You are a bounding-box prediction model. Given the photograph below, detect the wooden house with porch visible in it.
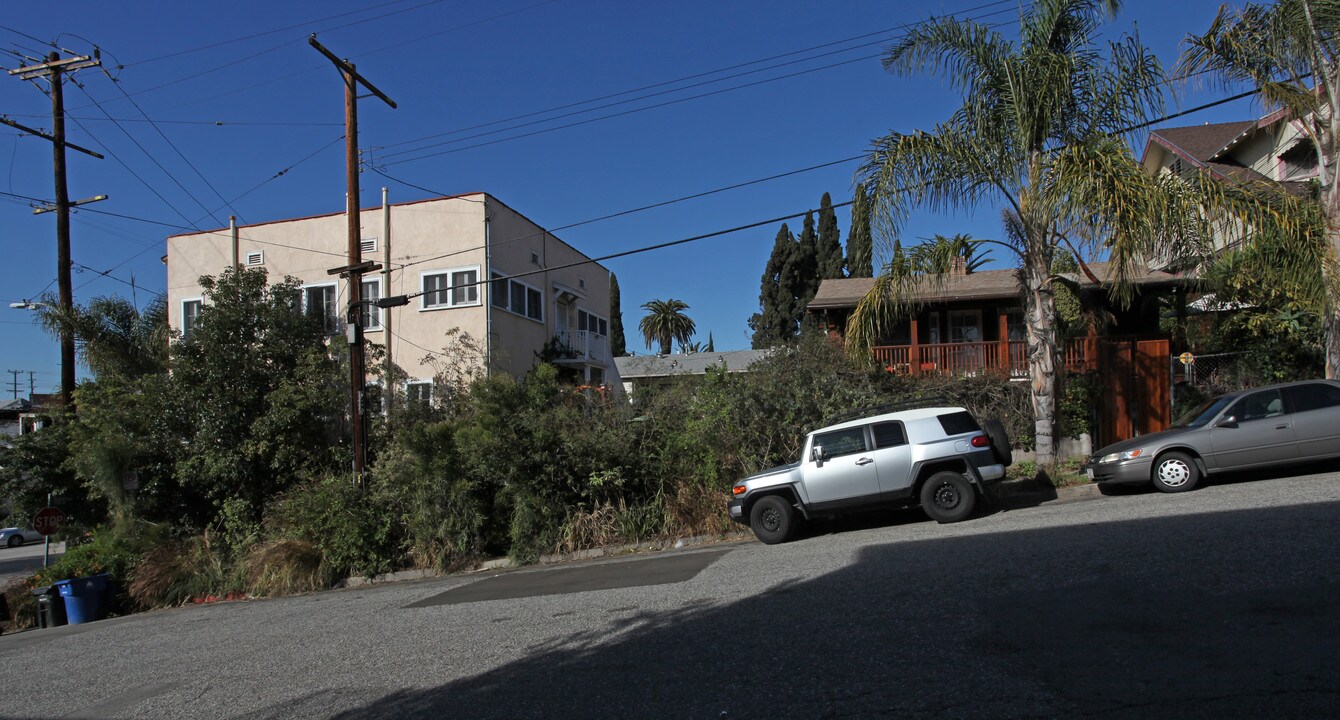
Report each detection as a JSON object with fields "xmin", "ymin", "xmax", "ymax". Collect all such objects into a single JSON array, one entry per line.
[{"xmin": 808, "ymin": 261, "xmax": 1188, "ymax": 446}]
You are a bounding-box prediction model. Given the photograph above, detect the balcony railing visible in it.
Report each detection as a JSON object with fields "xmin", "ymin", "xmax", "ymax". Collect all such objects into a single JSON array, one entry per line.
[
  {"xmin": 870, "ymin": 338, "xmax": 1096, "ymax": 377},
  {"xmin": 554, "ymin": 330, "xmax": 612, "ymax": 366}
]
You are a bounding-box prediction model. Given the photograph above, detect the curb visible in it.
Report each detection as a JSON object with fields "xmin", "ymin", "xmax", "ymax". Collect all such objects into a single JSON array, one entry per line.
[{"xmin": 339, "ymin": 532, "xmax": 750, "ymax": 588}]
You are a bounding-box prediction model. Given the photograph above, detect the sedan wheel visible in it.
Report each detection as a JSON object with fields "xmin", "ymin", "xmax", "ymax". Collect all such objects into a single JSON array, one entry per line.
[
  {"xmin": 6, "ymin": 535, "xmax": 22, "ymax": 548},
  {"xmin": 1152, "ymin": 452, "xmax": 1199, "ymax": 493}
]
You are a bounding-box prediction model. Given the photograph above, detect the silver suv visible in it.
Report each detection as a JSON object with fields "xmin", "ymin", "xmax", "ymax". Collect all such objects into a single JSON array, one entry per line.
[{"xmin": 728, "ymin": 403, "xmax": 1011, "ymax": 544}]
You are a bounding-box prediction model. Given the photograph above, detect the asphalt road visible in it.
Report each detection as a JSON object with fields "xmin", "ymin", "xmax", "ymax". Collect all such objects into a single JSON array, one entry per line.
[
  {"xmin": 0, "ymin": 540, "xmax": 63, "ymax": 587},
  {"xmin": 1, "ymin": 468, "xmax": 1338, "ymax": 719}
]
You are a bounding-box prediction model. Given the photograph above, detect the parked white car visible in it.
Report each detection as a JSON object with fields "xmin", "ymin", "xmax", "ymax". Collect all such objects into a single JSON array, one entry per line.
[{"xmin": 1, "ymin": 527, "xmax": 43, "ymax": 548}]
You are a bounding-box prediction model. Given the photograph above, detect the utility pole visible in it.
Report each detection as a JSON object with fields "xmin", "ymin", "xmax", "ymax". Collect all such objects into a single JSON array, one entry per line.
[
  {"xmin": 310, "ymin": 36, "xmax": 396, "ymax": 486},
  {"xmin": 27, "ymin": 371, "xmax": 36, "ymax": 399},
  {"xmin": 8, "ymin": 50, "xmax": 104, "ymax": 411},
  {"xmin": 5, "ymin": 370, "xmax": 19, "ymax": 399}
]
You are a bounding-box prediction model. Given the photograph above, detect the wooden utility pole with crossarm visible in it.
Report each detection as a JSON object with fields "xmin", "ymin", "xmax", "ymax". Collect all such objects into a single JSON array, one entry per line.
[
  {"xmin": 309, "ymin": 35, "xmax": 397, "ymax": 485},
  {"xmin": 7, "ymin": 51, "xmax": 105, "ymax": 411}
]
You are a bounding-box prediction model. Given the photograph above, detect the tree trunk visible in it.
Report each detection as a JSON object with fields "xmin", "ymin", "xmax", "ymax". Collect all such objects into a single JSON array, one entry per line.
[
  {"xmin": 1326, "ymin": 190, "xmax": 1340, "ymax": 379},
  {"xmin": 1023, "ymin": 246, "xmax": 1060, "ymax": 465}
]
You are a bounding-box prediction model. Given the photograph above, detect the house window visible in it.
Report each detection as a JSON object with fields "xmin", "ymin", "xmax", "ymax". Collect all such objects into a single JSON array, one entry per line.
[
  {"xmin": 182, "ymin": 299, "xmax": 202, "ymax": 341},
  {"xmin": 948, "ymin": 310, "xmax": 982, "ymax": 343},
  {"xmin": 926, "ymin": 312, "xmax": 942, "ymax": 344},
  {"xmin": 422, "ymin": 266, "xmax": 480, "ymax": 309},
  {"xmin": 303, "ymin": 284, "xmax": 339, "ymax": 334},
  {"xmin": 361, "ymin": 278, "xmax": 381, "ymax": 330},
  {"xmin": 577, "ymin": 309, "xmax": 608, "ymax": 336},
  {"xmin": 491, "ymin": 270, "xmax": 544, "ymax": 322},
  {"xmin": 406, "ymin": 381, "xmax": 433, "ymax": 406},
  {"xmin": 1003, "ymin": 308, "xmax": 1026, "ymax": 341}
]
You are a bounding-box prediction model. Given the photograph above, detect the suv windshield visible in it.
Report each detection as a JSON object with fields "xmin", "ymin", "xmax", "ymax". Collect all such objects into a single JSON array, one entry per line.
[{"xmin": 1171, "ymin": 395, "xmax": 1234, "ymax": 429}]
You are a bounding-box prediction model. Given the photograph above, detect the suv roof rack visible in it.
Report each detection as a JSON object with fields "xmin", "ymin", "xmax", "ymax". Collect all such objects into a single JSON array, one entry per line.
[{"xmin": 817, "ymin": 396, "xmax": 954, "ymax": 429}]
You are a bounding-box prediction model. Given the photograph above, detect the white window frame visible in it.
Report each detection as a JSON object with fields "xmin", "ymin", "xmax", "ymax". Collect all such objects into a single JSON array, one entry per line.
[
  {"xmin": 181, "ymin": 298, "xmax": 203, "ymax": 340},
  {"xmin": 361, "ymin": 277, "xmax": 382, "ymax": 332},
  {"xmin": 302, "ymin": 282, "xmax": 340, "ymax": 335},
  {"xmin": 406, "ymin": 379, "xmax": 433, "ymax": 405},
  {"xmin": 420, "ymin": 265, "xmax": 481, "ymax": 310},
  {"xmin": 489, "ymin": 269, "xmax": 544, "ymax": 324},
  {"xmin": 948, "ymin": 309, "xmax": 983, "ymax": 343}
]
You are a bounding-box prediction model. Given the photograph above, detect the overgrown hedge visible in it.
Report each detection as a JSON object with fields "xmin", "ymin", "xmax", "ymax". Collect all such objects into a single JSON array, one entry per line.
[{"xmin": 3, "ymin": 333, "xmax": 1095, "ymax": 624}]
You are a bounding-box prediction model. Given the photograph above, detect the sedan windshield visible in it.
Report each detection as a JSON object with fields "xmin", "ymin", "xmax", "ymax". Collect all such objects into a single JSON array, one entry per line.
[{"xmin": 1172, "ymin": 395, "xmax": 1234, "ymax": 429}]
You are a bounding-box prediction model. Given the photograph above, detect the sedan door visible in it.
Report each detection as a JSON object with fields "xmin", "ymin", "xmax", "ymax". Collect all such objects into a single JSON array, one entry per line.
[
  {"xmin": 1283, "ymin": 382, "xmax": 1340, "ymax": 460},
  {"xmin": 1207, "ymin": 388, "xmax": 1298, "ymax": 469},
  {"xmin": 805, "ymin": 426, "xmax": 879, "ymax": 504}
]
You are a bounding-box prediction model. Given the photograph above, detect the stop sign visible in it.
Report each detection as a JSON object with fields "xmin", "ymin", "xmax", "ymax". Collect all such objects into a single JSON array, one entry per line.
[{"xmin": 33, "ymin": 507, "xmax": 66, "ymax": 536}]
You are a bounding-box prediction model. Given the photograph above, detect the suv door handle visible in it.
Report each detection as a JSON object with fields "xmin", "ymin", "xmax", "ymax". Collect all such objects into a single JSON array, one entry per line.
[{"xmin": 855, "ymin": 457, "xmax": 874, "ymax": 466}]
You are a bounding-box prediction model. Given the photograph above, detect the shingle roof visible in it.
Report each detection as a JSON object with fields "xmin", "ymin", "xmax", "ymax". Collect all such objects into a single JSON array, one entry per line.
[
  {"xmin": 615, "ymin": 349, "xmax": 771, "ymax": 379},
  {"xmin": 1150, "ymin": 121, "xmax": 1256, "ymax": 164},
  {"xmin": 808, "ymin": 261, "xmax": 1184, "ymax": 310}
]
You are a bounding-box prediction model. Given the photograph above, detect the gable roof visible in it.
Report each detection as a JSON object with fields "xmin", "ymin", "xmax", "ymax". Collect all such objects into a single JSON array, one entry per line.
[
  {"xmin": 615, "ymin": 349, "xmax": 771, "ymax": 379},
  {"xmin": 808, "ymin": 261, "xmax": 1184, "ymax": 310},
  {"xmin": 1149, "ymin": 121, "xmax": 1256, "ymax": 166}
]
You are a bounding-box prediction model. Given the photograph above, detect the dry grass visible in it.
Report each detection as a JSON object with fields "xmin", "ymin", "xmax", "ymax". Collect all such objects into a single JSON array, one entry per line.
[
  {"xmin": 2, "ymin": 580, "xmax": 37, "ymax": 632},
  {"xmin": 127, "ymin": 534, "xmax": 231, "ymax": 609},
  {"xmin": 664, "ymin": 481, "xmax": 734, "ymax": 538},
  {"xmin": 238, "ymin": 539, "xmax": 328, "ymax": 597}
]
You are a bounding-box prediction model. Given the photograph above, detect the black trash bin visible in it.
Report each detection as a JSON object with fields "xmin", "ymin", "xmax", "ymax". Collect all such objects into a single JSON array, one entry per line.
[{"xmin": 32, "ymin": 585, "xmax": 67, "ymax": 628}]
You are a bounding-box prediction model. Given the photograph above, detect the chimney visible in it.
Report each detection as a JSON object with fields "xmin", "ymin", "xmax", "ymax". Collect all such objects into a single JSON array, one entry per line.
[{"xmin": 950, "ymin": 256, "xmax": 968, "ymax": 276}]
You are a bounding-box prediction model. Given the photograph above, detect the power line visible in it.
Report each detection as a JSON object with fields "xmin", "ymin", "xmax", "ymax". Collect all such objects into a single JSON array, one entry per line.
[
  {"xmin": 71, "ymin": 78, "xmax": 226, "ymax": 226},
  {"xmin": 374, "ymin": 0, "xmax": 1019, "ymax": 154},
  {"xmin": 99, "ymin": 67, "xmax": 248, "ymax": 225},
  {"xmin": 380, "ymin": 10, "xmax": 1025, "ymax": 165}
]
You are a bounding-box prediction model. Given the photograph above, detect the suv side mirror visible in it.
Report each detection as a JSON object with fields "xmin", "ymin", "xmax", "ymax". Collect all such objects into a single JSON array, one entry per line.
[{"xmin": 811, "ymin": 445, "xmax": 825, "ymax": 467}]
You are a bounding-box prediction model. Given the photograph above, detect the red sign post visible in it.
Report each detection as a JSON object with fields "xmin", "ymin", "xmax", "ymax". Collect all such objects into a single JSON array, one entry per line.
[{"xmin": 33, "ymin": 506, "xmax": 66, "ymax": 536}]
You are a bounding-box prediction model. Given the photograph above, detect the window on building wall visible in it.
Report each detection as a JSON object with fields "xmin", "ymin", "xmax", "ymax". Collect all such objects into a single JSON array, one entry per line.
[
  {"xmin": 422, "ymin": 267, "xmax": 479, "ymax": 309},
  {"xmin": 1003, "ymin": 308, "xmax": 1026, "ymax": 341},
  {"xmin": 406, "ymin": 381, "xmax": 433, "ymax": 406},
  {"xmin": 577, "ymin": 309, "xmax": 609, "ymax": 337},
  {"xmin": 361, "ymin": 279, "xmax": 381, "ymax": 330},
  {"xmin": 303, "ymin": 285, "xmax": 339, "ymax": 334},
  {"xmin": 182, "ymin": 299, "xmax": 202, "ymax": 341},
  {"xmin": 491, "ymin": 270, "xmax": 545, "ymax": 322}
]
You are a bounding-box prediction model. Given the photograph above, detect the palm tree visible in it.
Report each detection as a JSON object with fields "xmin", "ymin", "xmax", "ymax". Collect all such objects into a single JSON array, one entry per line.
[
  {"xmin": 909, "ymin": 234, "xmax": 991, "ymax": 275},
  {"xmin": 851, "ymin": 0, "xmax": 1315, "ymax": 463},
  {"xmin": 34, "ymin": 292, "xmax": 169, "ymax": 380},
  {"xmin": 639, "ymin": 299, "xmax": 696, "ymax": 355},
  {"xmin": 1180, "ymin": 0, "xmax": 1340, "ymax": 377}
]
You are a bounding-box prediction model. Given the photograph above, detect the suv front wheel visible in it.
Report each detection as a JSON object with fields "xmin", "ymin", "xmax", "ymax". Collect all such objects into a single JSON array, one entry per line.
[
  {"xmin": 920, "ymin": 471, "xmax": 977, "ymax": 523},
  {"xmin": 749, "ymin": 495, "xmax": 798, "ymax": 544}
]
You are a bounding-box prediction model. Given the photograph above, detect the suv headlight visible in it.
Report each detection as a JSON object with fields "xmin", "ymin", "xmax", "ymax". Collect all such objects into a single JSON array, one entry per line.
[{"xmin": 1097, "ymin": 449, "xmax": 1144, "ymax": 463}]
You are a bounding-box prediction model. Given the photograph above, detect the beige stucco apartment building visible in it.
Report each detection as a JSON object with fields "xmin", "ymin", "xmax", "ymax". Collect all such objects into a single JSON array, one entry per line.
[{"xmin": 165, "ymin": 193, "xmax": 619, "ymax": 398}]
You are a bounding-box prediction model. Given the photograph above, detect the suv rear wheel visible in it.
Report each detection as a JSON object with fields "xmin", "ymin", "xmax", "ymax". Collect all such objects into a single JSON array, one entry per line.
[
  {"xmin": 749, "ymin": 495, "xmax": 798, "ymax": 544},
  {"xmin": 920, "ymin": 471, "xmax": 976, "ymax": 523}
]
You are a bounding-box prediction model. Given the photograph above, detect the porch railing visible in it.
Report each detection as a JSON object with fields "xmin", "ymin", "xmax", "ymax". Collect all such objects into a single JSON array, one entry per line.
[
  {"xmin": 870, "ymin": 338, "xmax": 1096, "ymax": 377},
  {"xmin": 555, "ymin": 330, "xmax": 612, "ymax": 366}
]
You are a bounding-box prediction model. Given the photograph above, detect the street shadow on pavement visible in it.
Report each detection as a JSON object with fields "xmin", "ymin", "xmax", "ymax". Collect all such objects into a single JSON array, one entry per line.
[{"xmin": 250, "ymin": 499, "xmax": 1340, "ymax": 720}]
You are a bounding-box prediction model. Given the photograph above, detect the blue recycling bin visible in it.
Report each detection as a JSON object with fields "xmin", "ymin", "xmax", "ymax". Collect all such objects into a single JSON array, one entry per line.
[{"xmin": 55, "ymin": 574, "xmax": 110, "ymax": 624}]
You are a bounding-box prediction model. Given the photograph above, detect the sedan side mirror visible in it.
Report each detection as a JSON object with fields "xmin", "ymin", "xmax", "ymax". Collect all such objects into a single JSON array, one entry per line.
[
  {"xmin": 811, "ymin": 445, "xmax": 825, "ymax": 468},
  {"xmin": 1215, "ymin": 416, "xmax": 1238, "ymax": 429}
]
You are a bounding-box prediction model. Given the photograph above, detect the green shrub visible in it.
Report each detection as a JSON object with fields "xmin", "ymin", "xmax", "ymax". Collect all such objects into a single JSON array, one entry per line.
[{"xmin": 268, "ymin": 477, "xmax": 398, "ymax": 580}]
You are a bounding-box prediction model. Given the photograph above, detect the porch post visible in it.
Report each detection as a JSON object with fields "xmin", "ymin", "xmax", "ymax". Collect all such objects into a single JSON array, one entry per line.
[
  {"xmin": 997, "ymin": 311, "xmax": 1009, "ymax": 373},
  {"xmin": 909, "ymin": 316, "xmax": 920, "ymax": 376},
  {"xmin": 1086, "ymin": 322, "xmax": 1099, "ymax": 371}
]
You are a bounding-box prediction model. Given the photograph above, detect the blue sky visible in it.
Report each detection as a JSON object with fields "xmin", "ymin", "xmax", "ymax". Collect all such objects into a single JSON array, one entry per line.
[{"xmin": 0, "ymin": 0, "xmax": 1271, "ymax": 391}]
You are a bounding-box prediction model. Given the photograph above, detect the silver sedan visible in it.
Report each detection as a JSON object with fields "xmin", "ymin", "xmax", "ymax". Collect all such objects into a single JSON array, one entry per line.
[
  {"xmin": 1086, "ymin": 379, "xmax": 1340, "ymax": 492},
  {"xmin": 0, "ymin": 527, "xmax": 44, "ymax": 548}
]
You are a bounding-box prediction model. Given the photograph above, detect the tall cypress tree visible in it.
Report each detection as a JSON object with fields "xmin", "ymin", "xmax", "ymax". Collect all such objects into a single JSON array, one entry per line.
[
  {"xmin": 751, "ymin": 223, "xmax": 797, "ymax": 348},
  {"xmin": 846, "ymin": 185, "xmax": 874, "ymax": 278},
  {"xmin": 609, "ymin": 272, "xmax": 626, "ymax": 356},
  {"xmin": 816, "ymin": 192, "xmax": 844, "ymax": 279},
  {"xmin": 793, "ymin": 210, "xmax": 820, "ymax": 313}
]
